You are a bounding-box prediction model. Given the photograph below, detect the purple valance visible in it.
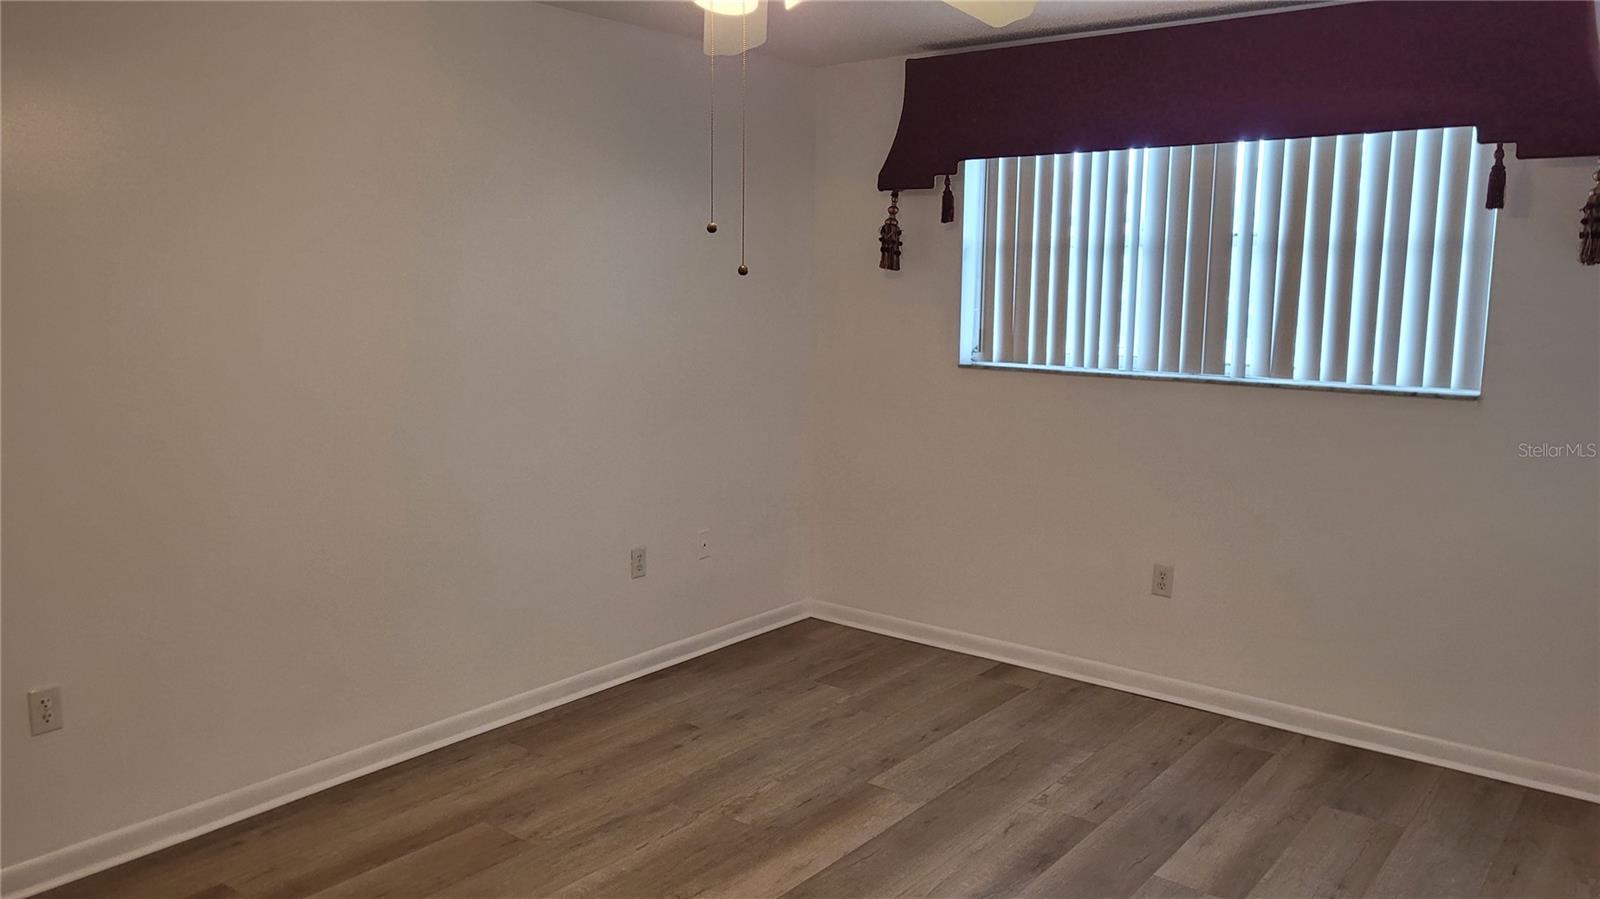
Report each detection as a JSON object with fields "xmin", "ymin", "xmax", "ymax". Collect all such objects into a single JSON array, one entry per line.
[{"xmin": 877, "ymin": 1, "xmax": 1600, "ymax": 193}]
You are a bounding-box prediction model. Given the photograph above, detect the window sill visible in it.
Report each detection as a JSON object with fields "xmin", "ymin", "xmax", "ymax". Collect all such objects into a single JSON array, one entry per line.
[{"xmin": 957, "ymin": 360, "xmax": 1481, "ymax": 400}]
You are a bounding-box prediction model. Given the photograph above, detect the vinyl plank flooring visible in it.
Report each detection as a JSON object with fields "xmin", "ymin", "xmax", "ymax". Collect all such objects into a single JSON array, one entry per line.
[
  {"xmin": 1035, "ymin": 704, "xmax": 1224, "ymax": 823},
  {"xmin": 843, "ymin": 648, "xmax": 1002, "ymax": 718},
  {"xmin": 179, "ymin": 887, "xmax": 243, "ymax": 899},
  {"xmin": 492, "ymin": 718, "xmax": 763, "ymax": 842},
  {"xmin": 870, "ymin": 686, "xmax": 1085, "ymax": 803},
  {"xmin": 44, "ymin": 741, "xmax": 535, "ymax": 899},
  {"xmin": 1479, "ymin": 794, "xmax": 1595, "ymax": 899},
  {"xmin": 1244, "ymin": 806, "xmax": 1400, "ymax": 899},
  {"xmin": 550, "ymin": 811, "xmax": 755, "ymax": 899},
  {"xmin": 512, "ymin": 669, "xmax": 912, "ymax": 846},
  {"xmin": 1324, "ymin": 749, "xmax": 1441, "ymax": 828},
  {"xmin": 906, "ymin": 801, "xmax": 1096, "ymax": 899},
  {"xmin": 1210, "ymin": 718, "xmax": 1302, "ymax": 754},
  {"xmin": 1130, "ymin": 876, "xmax": 1215, "ymax": 899},
  {"xmin": 1017, "ymin": 736, "xmax": 1274, "ymax": 899},
  {"xmin": 814, "ymin": 639, "xmax": 932, "ymax": 693},
  {"xmin": 727, "ymin": 675, "xmax": 1024, "ymax": 826},
  {"xmin": 696, "ymin": 785, "xmax": 924, "ymax": 899},
  {"xmin": 682, "ymin": 677, "xmax": 850, "ymax": 732},
  {"xmin": 490, "ymin": 718, "xmax": 715, "ymax": 838},
  {"xmin": 507, "ymin": 621, "xmax": 862, "ymax": 753},
  {"xmin": 1032, "ymin": 683, "xmax": 1168, "ymax": 754},
  {"xmin": 303, "ymin": 823, "xmax": 524, "ymax": 899},
  {"xmin": 981, "ymin": 662, "xmax": 1057, "ymax": 690},
  {"xmin": 39, "ymin": 619, "xmax": 1599, "ymax": 899},
  {"xmin": 1156, "ymin": 737, "xmax": 1365, "ymax": 897},
  {"xmin": 782, "ymin": 739, "xmax": 1088, "ymax": 899},
  {"xmin": 230, "ymin": 781, "xmax": 530, "ymax": 899},
  {"xmin": 1522, "ymin": 789, "xmax": 1600, "ymax": 833},
  {"xmin": 430, "ymin": 802, "xmax": 712, "ymax": 898},
  {"xmin": 460, "ymin": 683, "xmax": 910, "ymax": 894},
  {"xmin": 1364, "ymin": 769, "xmax": 1527, "ymax": 898}
]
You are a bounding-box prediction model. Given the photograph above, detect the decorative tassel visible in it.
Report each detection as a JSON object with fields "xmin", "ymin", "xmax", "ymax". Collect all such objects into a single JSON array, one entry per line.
[
  {"xmin": 1485, "ymin": 143, "xmax": 1506, "ymax": 210},
  {"xmin": 1581, "ymin": 161, "xmax": 1600, "ymax": 266},
  {"xmin": 941, "ymin": 175, "xmax": 955, "ymax": 224},
  {"xmin": 879, "ymin": 191, "xmax": 903, "ymax": 271}
]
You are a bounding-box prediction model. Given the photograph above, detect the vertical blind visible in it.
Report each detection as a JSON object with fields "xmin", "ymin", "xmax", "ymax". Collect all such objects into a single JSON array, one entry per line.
[{"xmin": 960, "ymin": 127, "xmax": 1498, "ymax": 394}]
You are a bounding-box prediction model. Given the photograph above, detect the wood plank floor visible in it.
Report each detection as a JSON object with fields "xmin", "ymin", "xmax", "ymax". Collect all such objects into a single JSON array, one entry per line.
[{"xmin": 45, "ymin": 619, "xmax": 1599, "ymax": 899}]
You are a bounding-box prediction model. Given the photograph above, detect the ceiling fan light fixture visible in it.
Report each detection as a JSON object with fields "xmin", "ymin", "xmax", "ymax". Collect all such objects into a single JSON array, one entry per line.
[
  {"xmin": 694, "ymin": 0, "xmax": 759, "ymax": 16},
  {"xmin": 704, "ymin": 0, "xmax": 766, "ymax": 55},
  {"xmin": 943, "ymin": 0, "xmax": 1038, "ymax": 28}
]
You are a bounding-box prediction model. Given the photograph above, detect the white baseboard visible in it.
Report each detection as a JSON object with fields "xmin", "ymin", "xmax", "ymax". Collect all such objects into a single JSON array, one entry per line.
[
  {"xmin": 0, "ymin": 602, "xmax": 810, "ymax": 899},
  {"xmin": 808, "ymin": 600, "xmax": 1600, "ymax": 804}
]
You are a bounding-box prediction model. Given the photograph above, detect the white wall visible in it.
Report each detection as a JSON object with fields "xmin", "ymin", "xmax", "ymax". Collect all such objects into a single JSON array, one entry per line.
[
  {"xmin": 2, "ymin": 2, "xmax": 814, "ymax": 866},
  {"xmin": 810, "ymin": 57, "xmax": 1599, "ymax": 780}
]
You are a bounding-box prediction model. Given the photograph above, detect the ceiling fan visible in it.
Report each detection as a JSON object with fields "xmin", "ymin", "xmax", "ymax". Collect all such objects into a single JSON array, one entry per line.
[
  {"xmin": 695, "ymin": 0, "xmax": 1036, "ymax": 277},
  {"xmin": 696, "ymin": 0, "xmax": 1039, "ymax": 56}
]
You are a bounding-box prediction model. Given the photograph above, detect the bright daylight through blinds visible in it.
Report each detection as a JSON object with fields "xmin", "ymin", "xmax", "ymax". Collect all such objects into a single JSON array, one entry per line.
[{"xmin": 960, "ymin": 127, "xmax": 1498, "ymax": 395}]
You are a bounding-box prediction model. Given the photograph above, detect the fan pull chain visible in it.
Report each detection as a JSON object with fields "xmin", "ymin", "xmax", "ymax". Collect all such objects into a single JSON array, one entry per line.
[
  {"xmin": 705, "ymin": 18, "xmax": 717, "ymax": 234},
  {"xmin": 737, "ymin": 12, "xmax": 749, "ymax": 276}
]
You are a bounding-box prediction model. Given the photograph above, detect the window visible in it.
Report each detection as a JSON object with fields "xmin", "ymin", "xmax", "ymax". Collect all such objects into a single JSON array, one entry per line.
[{"xmin": 959, "ymin": 127, "xmax": 1497, "ymax": 396}]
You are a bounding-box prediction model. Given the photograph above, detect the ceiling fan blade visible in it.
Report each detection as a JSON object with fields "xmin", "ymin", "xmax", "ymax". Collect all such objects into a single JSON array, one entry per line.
[{"xmin": 942, "ymin": 0, "xmax": 1038, "ymax": 28}]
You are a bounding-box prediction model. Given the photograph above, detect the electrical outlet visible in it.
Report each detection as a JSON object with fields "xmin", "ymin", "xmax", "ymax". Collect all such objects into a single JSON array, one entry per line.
[
  {"xmin": 629, "ymin": 546, "xmax": 647, "ymax": 579},
  {"xmin": 29, "ymin": 685, "xmax": 63, "ymax": 736},
  {"xmin": 1151, "ymin": 563, "xmax": 1175, "ymax": 598},
  {"xmin": 696, "ymin": 528, "xmax": 712, "ymax": 560}
]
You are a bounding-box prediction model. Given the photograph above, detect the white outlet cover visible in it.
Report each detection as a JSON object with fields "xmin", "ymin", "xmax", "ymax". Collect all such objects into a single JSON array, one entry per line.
[
  {"xmin": 1151, "ymin": 564, "xmax": 1175, "ymax": 598},
  {"xmin": 29, "ymin": 685, "xmax": 63, "ymax": 735},
  {"xmin": 697, "ymin": 528, "xmax": 711, "ymax": 560},
  {"xmin": 629, "ymin": 546, "xmax": 647, "ymax": 579}
]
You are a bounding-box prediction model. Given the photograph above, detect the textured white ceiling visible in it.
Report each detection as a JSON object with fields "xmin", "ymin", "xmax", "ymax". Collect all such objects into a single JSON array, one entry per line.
[{"xmin": 546, "ymin": 0, "xmax": 1305, "ymax": 67}]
